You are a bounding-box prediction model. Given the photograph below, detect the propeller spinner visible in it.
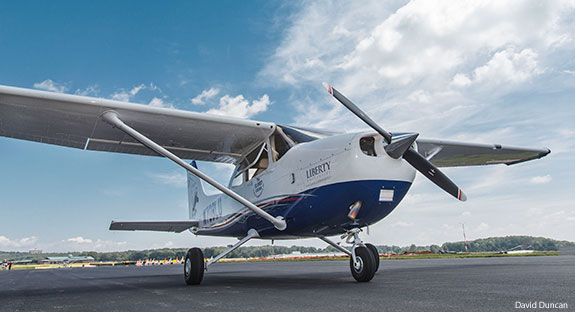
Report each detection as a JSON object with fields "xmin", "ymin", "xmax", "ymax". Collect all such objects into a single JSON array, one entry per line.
[{"xmin": 323, "ymin": 83, "xmax": 467, "ymax": 202}]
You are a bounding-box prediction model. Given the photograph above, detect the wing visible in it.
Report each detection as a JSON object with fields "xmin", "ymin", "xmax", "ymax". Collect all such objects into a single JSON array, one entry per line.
[
  {"xmin": 416, "ymin": 138, "xmax": 550, "ymax": 167},
  {"xmin": 109, "ymin": 220, "xmax": 199, "ymax": 233},
  {"xmin": 0, "ymin": 85, "xmax": 276, "ymax": 163}
]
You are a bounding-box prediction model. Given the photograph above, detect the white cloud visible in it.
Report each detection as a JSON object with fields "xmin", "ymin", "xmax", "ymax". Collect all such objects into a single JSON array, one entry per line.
[
  {"xmin": 66, "ymin": 236, "xmax": 93, "ymax": 244},
  {"xmin": 130, "ymin": 84, "xmax": 146, "ymax": 96},
  {"xmin": 191, "ymin": 88, "xmax": 220, "ymax": 105},
  {"xmin": 147, "ymin": 83, "xmax": 161, "ymax": 92},
  {"xmin": 74, "ymin": 85, "xmax": 99, "ymax": 96},
  {"xmin": 150, "ymin": 171, "xmax": 187, "ymax": 188},
  {"xmin": 475, "ymin": 222, "xmax": 489, "ymax": 231},
  {"xmin": 111, "ymin": 83, "xmax": 152, "ymax": 102},
  {"xmin": 452, "ymin": 48, "xmax": 543, "ymax": 91},
  {"xmin": 261, "ymin": 0, "xmax": 574, "ymax": 135},
  {"xmin": 148, "ymin": 97, "xmax": 173, "ymax": 109},
  {"xmin": 529, "ymin": 175, "xmax": 552, "ymax": 184},
  {"xmin": 206, "ymin": 94, "xmax": 270, "ymax": 118},
  {"xmin": 111, "ymin": 90, "xmax": 132, "ymax": 102},
  {"xmin": 92, "ymin": 239, "xmax": 128, "ymax": 251},
  {"xmin": 391, "ymin": 221, "xmax": 413, "ymax": 228},
  {"xmin": 33, "ymin": 79, "xmax": 68, "ymax": 93},
  {"xmin": 0, "ymin": 236, "xmax": 38, "ymax": 248},
  {"xmin": 58, "ymin": 237, "xmax": 128, "ymax": 252}
]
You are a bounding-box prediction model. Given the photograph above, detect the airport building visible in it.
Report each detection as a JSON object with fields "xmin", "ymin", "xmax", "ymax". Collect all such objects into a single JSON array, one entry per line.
[{"xmin": 38, "ymin": 256, "xmax": 95, "ymax": 264}]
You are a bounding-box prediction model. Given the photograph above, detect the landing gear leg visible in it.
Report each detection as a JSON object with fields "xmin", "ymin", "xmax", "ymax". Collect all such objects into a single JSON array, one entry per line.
[
  {"xmin": 184, "ymin": 229, "xmax": 259, "ymax": 286},
  {"xmin": 343, "ymin": 228, "xmax": 377, "ymax": 282}
]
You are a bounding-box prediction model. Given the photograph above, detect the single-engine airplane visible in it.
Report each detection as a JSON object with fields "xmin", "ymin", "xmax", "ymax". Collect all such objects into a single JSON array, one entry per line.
[{"xmin": 0, "ymin": 83, "xmax": 550, "ymax": 284}]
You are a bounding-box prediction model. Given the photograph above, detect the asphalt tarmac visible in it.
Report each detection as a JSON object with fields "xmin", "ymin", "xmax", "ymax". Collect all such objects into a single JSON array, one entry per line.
[{"xmin": 0, "ymin": 255, "xmax": 573, "ymax": 312}]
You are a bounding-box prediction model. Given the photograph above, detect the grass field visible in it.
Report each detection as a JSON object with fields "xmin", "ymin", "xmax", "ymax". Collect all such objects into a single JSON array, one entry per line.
[
  {"xmin": 230, "ymin": 251, "xmax": 560, "ymax": 263},
  {"xmin": 2, "ymin": 251, "xmax": 559, "ymax": 270}
]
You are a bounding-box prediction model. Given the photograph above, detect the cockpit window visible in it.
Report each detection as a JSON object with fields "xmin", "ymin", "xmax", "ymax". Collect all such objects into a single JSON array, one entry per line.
[
  {"xmin": 236, "ymin": 143, "xmax": 265, "ymax": 174},
  {"xmin": 270, "ymin": 130, "xmax": 293, "ymax": 161},
  {"xmin": 232, "ymin": 142, "xmax": 270, "ymax": 184},
  {"xmin": 248, "ymin": 146, "xmax": 269, "ymax": 180},
  {"xmin": 360, "ymin": 137, "xmax": 376, "ymax": 156}
]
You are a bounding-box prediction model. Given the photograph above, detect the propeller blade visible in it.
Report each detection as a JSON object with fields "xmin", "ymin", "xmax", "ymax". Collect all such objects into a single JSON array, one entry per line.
[
  {"xmin": 403, "ymin": 148, "xmax": 467, "ymax": 201},
  {"xmin": 323, "ymin": 82, "xmax": 467, "ymax": 202},
  {"xmin": 323, "ymin": 82, "xmax": 392, "ymax": 144}
]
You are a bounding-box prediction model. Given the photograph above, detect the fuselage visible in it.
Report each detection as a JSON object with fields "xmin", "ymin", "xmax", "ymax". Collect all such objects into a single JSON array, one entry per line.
[{"xmin": 192, "ymin": 132, "xmax": 416, "ymax": 239}]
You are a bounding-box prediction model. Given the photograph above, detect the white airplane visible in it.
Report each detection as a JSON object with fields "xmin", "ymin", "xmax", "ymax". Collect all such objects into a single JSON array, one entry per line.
[{"xmin": 0, "ymin": 83, "xmax": 550, "ymax": 284}]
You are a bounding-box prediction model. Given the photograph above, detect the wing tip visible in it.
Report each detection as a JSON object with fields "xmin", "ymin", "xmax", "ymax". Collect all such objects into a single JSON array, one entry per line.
[{"xmin": 109, "ymin": 220, "xmax": 119, "ymax": 231}]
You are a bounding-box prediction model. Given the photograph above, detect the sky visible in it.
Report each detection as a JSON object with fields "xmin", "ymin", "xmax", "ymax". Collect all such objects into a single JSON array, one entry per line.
[{"xmin": 0, "ymin": 0, "xmax": 574, "ymax": 252}]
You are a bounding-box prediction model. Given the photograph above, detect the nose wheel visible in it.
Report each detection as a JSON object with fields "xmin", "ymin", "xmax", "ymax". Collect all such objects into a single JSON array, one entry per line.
[
  {"xmin": 350, "ymin": 246, "xmax": 377, "ymax": 282},
  {"xmin": 342, "ymin": 228, "xmax": 380, "ymax": 282}
]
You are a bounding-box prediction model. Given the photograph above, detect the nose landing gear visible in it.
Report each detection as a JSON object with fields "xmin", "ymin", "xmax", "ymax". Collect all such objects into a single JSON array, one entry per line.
[
  {"xmin": 343, "ymin": 228, "xmax": 378, "ymax": 282},
  {"xmin": 319, "ymin": 228, "xmax": 380, "ymax": 282},
  {"xmin": 350, "ymin": 246, "xmax": 377, "ymax": 282}
]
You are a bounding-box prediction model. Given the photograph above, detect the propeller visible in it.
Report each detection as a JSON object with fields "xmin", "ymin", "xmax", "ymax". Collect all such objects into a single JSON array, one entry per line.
[{"xmin": 322, "ymin": 83, "xmax": 467, "ymax": 202}]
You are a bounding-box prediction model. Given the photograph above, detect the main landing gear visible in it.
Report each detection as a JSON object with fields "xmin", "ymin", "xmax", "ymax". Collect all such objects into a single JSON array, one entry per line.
[
  {"xmin": 184, "ymin": 248, "xmax": 204, "ymax": 285},
  {"xmin": 184, "ymin": 229, "xmax": 260, "ymax": 285},
  {"xmin": 320, "ymin": 228, "xmax": 380, "ymax": 282},
  {"xmin": 185, "ymin": 228, "xmax": 379, "ymax": 285}
]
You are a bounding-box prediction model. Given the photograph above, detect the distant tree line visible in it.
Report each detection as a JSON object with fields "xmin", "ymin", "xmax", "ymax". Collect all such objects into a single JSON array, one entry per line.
[
  {"xmin": 76, "ymin": 245, "xmax": 328, "ymax": 262},
  {"xmin": 2, "ymin": 236, "xmax": 573, "ymax": 262},
  {"xmin": 440, "ymin": 236, "xmax": 574, "ymax": 252}
]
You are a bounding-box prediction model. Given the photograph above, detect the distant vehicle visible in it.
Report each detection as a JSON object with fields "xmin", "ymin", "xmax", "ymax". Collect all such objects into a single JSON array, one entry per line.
[
  {"xmin": 1, "ymin": 259, "xmax": 29, "ymax": 270},
  {"xmin": 0, "ymin": 84, "xmax": 550, "ymax": 284}
]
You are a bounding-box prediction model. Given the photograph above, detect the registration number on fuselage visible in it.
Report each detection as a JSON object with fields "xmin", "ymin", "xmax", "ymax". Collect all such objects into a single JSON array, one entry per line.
[{"xmin": 202, "ymin": 197, "xmax": 223, "ymax": 224}]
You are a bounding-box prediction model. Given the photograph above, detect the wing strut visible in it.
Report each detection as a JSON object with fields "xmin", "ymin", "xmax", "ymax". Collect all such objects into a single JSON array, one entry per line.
[{"xmin": 101, "ymin": 111, "xmax": 287, "ymax": 231}]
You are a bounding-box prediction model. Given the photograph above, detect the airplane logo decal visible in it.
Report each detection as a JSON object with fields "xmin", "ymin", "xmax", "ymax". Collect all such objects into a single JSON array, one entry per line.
[{"xmin": 253, "ymin": 177, "xmax": 264, "ymax": 197}]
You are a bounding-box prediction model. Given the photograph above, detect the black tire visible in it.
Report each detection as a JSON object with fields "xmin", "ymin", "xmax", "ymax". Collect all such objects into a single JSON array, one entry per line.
[
  {"xmin": 365, "ymin": 243, "xmax": 380, "ymax": 273},
  {"xmin": 184, "ymin": 248, "xmax": 204, "ymax": 285},
  {"xmin": 350, "ymin": 246, "xmax": 376, "ymax": 282}
]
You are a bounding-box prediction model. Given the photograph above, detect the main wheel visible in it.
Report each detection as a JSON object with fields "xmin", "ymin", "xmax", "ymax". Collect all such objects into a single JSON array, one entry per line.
[
  {"xmin": 184, "ymin": 248, "xmax": 204, "ymax": 285},
  {"xmin": 365, "ymin": 243, "xmax": 380, "ymax": 273},
  {"xmin": 350, "ymin": 246, "xmax": 376, "ymax": 282}
]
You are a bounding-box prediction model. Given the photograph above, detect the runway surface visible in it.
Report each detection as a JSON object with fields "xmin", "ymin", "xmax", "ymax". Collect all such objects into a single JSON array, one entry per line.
[{"xmin": 0, "ymin": 255, "xmax": 573, "ymax": 312}]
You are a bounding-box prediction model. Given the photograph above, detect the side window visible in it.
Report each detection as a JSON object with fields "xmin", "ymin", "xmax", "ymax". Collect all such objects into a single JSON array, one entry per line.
[
  {"xmin": 271, "ymin": 132, "xmax": 292, "ymax": 161},
  {"xmin": 269, "ymin": 130, "xmax": 294, "ymax": 162},
  {"xmin": 230, "ymin": 171, "xmax": 244, "ymax": 187},
  {"xmin": 360, "ymin": 137, "xmax": 376, "ymax": 156},
  {"xmin": 247, "ymin": 145, "xmax": 269, "ymax": 180},
  {"xmin": 230, "ymin": 142, "xmax": 271, "ymax": 186}
]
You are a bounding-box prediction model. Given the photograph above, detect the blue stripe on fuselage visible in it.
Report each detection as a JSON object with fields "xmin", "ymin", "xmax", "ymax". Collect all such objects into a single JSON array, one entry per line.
[{"xmin": 195, "ymin": 179, "xmax": 412, "ymax": 238}]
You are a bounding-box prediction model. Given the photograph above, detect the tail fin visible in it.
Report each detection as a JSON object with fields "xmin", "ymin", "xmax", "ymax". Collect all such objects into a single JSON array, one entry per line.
[{"xmin": 187, "ymin": 161, "xmax": 209, "ymax": 219}]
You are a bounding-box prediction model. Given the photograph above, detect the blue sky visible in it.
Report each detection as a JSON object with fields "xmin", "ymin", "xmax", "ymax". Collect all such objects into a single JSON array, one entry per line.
[{"xmin": 1, "ymin": 0, "xmax": 574, "ymax": 252}]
